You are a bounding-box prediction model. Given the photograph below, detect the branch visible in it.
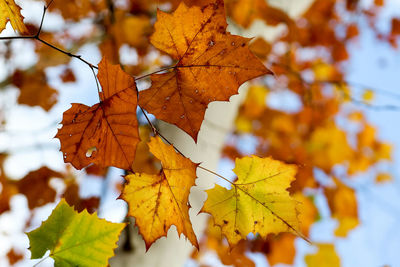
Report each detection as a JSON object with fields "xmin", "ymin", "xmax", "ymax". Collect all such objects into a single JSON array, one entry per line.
[{"xmin": 0, "ymin": 1, "xmax": 98, "ymax": 71}]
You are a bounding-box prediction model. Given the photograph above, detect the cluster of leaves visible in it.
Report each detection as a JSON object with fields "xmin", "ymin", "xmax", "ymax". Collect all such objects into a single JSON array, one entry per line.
[
  {"xmin": 193, "ymin": 0, "xmax": 396, "ymax": 266},
  {"xmin": 0, "ymin": 0, "xmax": 398, "ymax": 266}
]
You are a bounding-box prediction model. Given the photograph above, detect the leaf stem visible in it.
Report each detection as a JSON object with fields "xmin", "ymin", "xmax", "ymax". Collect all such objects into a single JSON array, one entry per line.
[
  {"xmin": 33, "ymin": 255, "xmax": 50, "ymax": 267},
  {"xmin": 139, "ymin": 107, "xmax": 158, "ymax": 136},
  {"xmin": 197, "ymin": 165, "xmax": 234, "ymax": 185},
  {"xmin": 135, "ymin": 66, "xmax": 176, "ymax": 80}
]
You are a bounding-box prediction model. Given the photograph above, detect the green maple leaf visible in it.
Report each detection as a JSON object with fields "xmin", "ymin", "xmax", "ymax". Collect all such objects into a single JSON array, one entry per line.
[{"xmin": 27, "ymin": 199, "xmax": 125, "ymax": 267}]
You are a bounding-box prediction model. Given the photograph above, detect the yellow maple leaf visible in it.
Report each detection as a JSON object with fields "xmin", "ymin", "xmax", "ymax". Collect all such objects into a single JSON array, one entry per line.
[
  {"xmin": 235, "ymin": 115, "xmax": 253, "ymax": 133},
  {"xmin": 111, "ymin": 12, "xmax": 152, "ymax": 50},
  {"xmin": 120, "ymin": 136, "xmax": 199, "ymax": 249},
  {"xmin": 241, "ymin": 85, "xmax": 268, "ymax": 119},
  {"xmin": 0, "ymin": 0, "xmax": 27, "ymax": 33},
  {"xmin": 201, "ymin": 156, "xmax": 301, "ymax": 247},
  {"xmin": 305, "ymin": 243, "xmax": 340, "ymax": 267},
  {"xmin": 308, "ymin": 123, "xmax": 353, "ymax": 172},
  {"xmin": 375, "ymin": 142, "xmax": 392, "ymax": 160},
  {"xmin": 334, "ymin": 217, "xmax": 359, "ymax": 237},
  {"xmin": 325, "ymin": 178, "xmax": 359, "ymax": 237}
]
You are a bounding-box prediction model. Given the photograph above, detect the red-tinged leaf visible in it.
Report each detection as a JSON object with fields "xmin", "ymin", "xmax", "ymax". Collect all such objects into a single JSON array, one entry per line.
[{"xmin": 55, "ymin": 57, "xmax": 140, "ymax": 170}]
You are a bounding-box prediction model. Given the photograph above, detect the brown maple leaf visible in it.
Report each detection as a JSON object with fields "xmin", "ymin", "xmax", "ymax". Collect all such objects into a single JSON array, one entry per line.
[
  {"xmin": 63, "ymin": 182, "xmax": 100, "ymax": 214},
  {"xmin": 16, "ymin": 167, "xmax": 63, "ymax": 209},
  {"xmin": 139, "ymin": 0, "xmax": 271, "ymax": 141},
  {"xmin": 6, "ymin": 248, "xmax": 24, "ymax": 265},
  {"xmin": 55, "ymin": 57, "xmax": 140, "ymax": 170},
  {"xmin": 12, "ymin": 69, "xmax": 58, "ymax": 111}
]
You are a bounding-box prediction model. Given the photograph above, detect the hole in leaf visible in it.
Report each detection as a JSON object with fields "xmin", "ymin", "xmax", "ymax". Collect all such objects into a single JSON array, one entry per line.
[{"xmin": 86, "ymin": 147, "xmax": 97, "ymax": 158}]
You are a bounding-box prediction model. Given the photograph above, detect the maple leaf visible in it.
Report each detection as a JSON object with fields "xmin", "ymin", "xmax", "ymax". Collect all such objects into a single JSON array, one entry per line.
[
  {"xmin": 308, "ymin": 123, "xmax": 353, "ymax": 172},
  {"xmin": 226, "ymin": 0, "xmax": 297, "ymax": 35},
  {"xmin": 63, "ymin": 182, "xmax": 100, "ymax": 214},
  {"xmin": 60, "ymin": 67, "xmax": 76, "ymax": 83},
  {"xmin": 324, "ymin": 178, "xmax": 359, "ymax": 237},
  {"xmin": 0, "ymin": 0, "xmax": 27, "ymax": 34},
  {"xmin": 110, "ymin": 12, "xmax": 152, "ymax": 51},
  {"xmin": 27, "ymin": 199, "xmax": 125, "ymax": 266},
  {"xmin": 48, "ymin": 0, "xmax": 106, "ymax": 21},
  {"xmin": 6, "ymin": 248, "xmax": 23, "ymax": 265},
  {"xmin": 16, "ymin": 166, "xmax": 63, "ymax": 209},
  {"xmin": 55, "ymin": 57, "xmax": 140, "ymax": 170},
  {"xmin": 120, "ymin": 136, "xmax": 199, "ymax": 249},
  {"xmin": 131, "ymin": 126, "xmax": 159, "ymax": 174},
  {"xmin": 139, "ymin": 0, "xmax": 270, "ymax": 141},
  {"xmin": 266, "ymin": 234, "xmax": 296, "ymax": 266},
  {"xmin": 305, "ymin": 243, "xmax": 340, "ymax": 267},
  {"xmin": 12, "ymin": 69, "xmax": 58, "ymax": 111},
  {"xmin": 201, "ymin": 156, "xmax": 300, "ymax": 247},
  {"xmin": 249, "ymin": 37, "xmax": 272, "ymax": 60}
]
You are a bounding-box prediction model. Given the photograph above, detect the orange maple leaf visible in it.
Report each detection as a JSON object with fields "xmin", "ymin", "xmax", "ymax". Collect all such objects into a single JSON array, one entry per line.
[
  {"xmin": 139, "ymin": 0, "xmax": 270, "ymax": 141},
  {"xmin": 55, "ymin": 58, "xmax": 140, "ymax": 170}
]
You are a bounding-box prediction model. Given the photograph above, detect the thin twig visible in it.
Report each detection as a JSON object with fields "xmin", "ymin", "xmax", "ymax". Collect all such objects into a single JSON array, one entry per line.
[
  {"xmin": 36, "ymin": 7, "xmax": 47, "ymax": 36},
  {"xmin": 37, "ymin": 38, "xmax": 98, "ymax": 69},
  {"xmin": 198, "ymin": 165, "xmax": 234, "ymax": 185},
  {"xmin": 0, "ymin": 1, "xmax": 98, "ymax": 70}
]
